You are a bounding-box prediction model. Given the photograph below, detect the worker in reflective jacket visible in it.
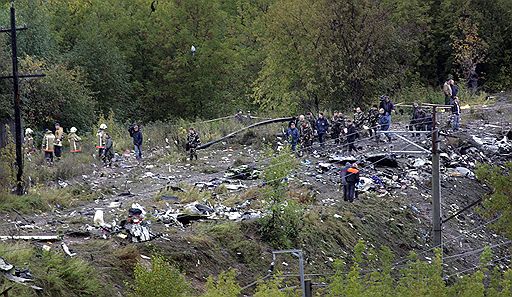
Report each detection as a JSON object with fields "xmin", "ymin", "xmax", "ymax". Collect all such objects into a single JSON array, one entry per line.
[
  {"xmin": 345, "ymin": 163, "xmax": 360, "ymax": 203},
  {"xmin": 68, "ymin": 127, "xmax": 82, "ymax": 153},
  {"xmin": 96, "ymin": 124, "xmax": 107, "ymax": 158},
  {"xmin": 42, "ymin": 129, "xmax": 55, "ymax": 165}
]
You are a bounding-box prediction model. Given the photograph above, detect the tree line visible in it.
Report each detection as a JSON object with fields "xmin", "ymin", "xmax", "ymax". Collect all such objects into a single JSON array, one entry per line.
[{"xmin": 0, "ymin": 0, "xmax": 511, "ymax": 132}]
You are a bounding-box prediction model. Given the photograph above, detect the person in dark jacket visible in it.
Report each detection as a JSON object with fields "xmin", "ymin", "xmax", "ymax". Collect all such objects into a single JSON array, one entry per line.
[
  {"xmin": 340, "ymin": 162, "xmax": 351, "ymax": 201},
  {"xmin": 102, "ymin": 133, "xmax": 114, "ymax": 167},
  {"xmin": 451, "ymin": 97, "xmax": 461, "ymax": 131},
  {"xmin": 450, "ymin": 80, "xmax": 459, "ymax": 103},
  {"xmin": 285, "ymin": 122, "xmax": 300, "ymax": 152},
  {"xmin": 129, "ymin": 124, "xmax": 143, "ymax": 161},
  {"xmin": 409, "ymin": 103, "xmax": 425, "ymax": 138},
  {"xmin": 345, "ymin": 119, "xmax": 358, "ymax": 153},
  {"xmin": 331, "ymin": 111, "xmax": 343, "ymax": 145},
  {"xmin": 316, "ymin": 112, "xmax": 329, "ymax": 146},
  {"xmin": 378, "ymin": 108, "xmax": 392, "ymax": 142},
  {"xmin": 366, "ymin": 106, "xmax": 380, "ymax": 138},
  {"xmin": 379, "ymin": 96, "xmax": 395, "ymax": 117},
  {"xmin": 345, "ymin": 163, "xmax": 360, "ymax": 202}
]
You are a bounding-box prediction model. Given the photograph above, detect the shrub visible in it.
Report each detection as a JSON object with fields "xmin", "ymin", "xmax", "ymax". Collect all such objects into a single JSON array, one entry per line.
[
  {"xmin": 129, "ymin": 255, "xmax": 190, "ymax": 297},
  {"xmin": 202, "ymin": 270, "xmax": 241, "ymax": 297}
]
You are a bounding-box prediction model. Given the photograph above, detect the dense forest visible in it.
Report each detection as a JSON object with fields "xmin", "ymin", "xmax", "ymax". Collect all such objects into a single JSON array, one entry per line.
[{"xmin": 1, "ymin": 0, "xmax": 511, "ymax": 131}]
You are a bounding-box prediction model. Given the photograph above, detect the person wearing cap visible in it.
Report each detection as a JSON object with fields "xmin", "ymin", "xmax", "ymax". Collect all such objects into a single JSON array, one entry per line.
[
  {"xmin": 345, "ymin": 163, "xmax": 360, "ymax": 202},
  {"xmin": 186, "ymin": 127, "xmax": 201, "ymax": 161},
  {"xmin": 24, "ymin": 128, "xmax": 35, "ymax": 155},
  {"xmin": 339, "ymin": 162, "xmax": 352, "ymax": 201},
  {"xmin": 67, "ymin": 127, "xmax": 82, "ymax": 153},
  {"xmin": 378, "ymin": 108, "xmax": 392, "ymax": 142},
  {"xmin": 96, "ymin": 123, "xmax": 107, "ymax": 158},
  {"xmin": 54, "ymin": 122, "xmax": 64, "ymax": 160},
  {"xmin": 42, "ymin": 129, "xmax": 55, "ymax": 165}
]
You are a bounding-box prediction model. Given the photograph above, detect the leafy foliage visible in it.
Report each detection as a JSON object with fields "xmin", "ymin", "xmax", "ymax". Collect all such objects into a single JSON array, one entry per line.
[
  {"xmin": 130, "ymin": 255, "xmax": 190, "ymax": 297},
  {"xmin": 476, "ymin": 162, "xmax": 512, "ymax": 240}
]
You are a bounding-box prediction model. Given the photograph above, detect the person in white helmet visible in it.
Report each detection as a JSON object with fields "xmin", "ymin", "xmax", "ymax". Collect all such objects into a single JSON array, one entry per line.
[
  {"xmin": 96, "ymin": 124, "xmax": 107, "ymax": 158},
  {"xmin": 24, "ymin": 128, "xmax": 35, "ymax": 155},
  {"xmin": 68, "ymin": 127, "xmax": 82, "ymax": 153}
]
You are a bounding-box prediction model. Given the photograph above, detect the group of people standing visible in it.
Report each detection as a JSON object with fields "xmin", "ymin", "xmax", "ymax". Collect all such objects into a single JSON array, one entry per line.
[
  {"xmin": 284, "ymin": 95, "xmax": 399, "ymax": 155},
  {"xmin": 24, "ymin": 122, "xmax": 144, "ymax": 166},
  {"xmin": 24, "ymin": 122, "xmax": 82, "ymax": 165}
]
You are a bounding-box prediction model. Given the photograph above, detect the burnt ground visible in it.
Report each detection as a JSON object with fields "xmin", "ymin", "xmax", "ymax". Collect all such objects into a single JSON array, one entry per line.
[{"xmin": 1, "ymin": 95, "xmax": 511, "ymax": 295}]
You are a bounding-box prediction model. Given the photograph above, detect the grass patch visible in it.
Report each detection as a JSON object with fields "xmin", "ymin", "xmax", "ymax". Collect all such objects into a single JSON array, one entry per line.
[
  {"xmin": 24, "ymin": 152, "xmax": 97, "ymax": 184},
  {"xmin": 0, "ymin": 185, "xmax": 96, "ymax": 213},
  {"xmin": 0, "ymin": 242, "xmax": 112, "ymax": 297}
]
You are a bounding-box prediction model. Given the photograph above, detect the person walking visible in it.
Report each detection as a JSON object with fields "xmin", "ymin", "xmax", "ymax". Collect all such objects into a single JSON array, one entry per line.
[
  {"xmin": 451, "ymin": 97, "xmax": 461, "ymax": 131},
  {"xmin": 345, "ymin": 163, "xmax": 360, "ymax": 203},
  {"xmin": 54, "ymin": 122, "xmax": 64, "ymax": 160},
  {"xmin": 443, "ymin": 79, "xmax": 453, "ymax": 105},
  {"xmin": 96, "ymin": 124, "xmax": 107, "ymax": 159},
  {"xmin": 340, "ymin": 162, "xmax": 351, "ymax": 202},
  {"xmin": 186, "ymin": 128, "xmax": 201, "ymax": 161},
  {"xmin": 285, "ymin": 122, "xmax": 300, "ymax": 152},
  {"xmin": 42, "ymin": 129, "xmax": 55, "ymax": 165},
  {"xmin": 316, "ymin": 112, "xmax": 329, "ymax": 146},
  {"xmin": 129, "ymin": 124, "xmax": 143, "ymax": 161},
  {"xmin": 67, "ymin": 127, "xmax": 82, "ymax": 153},
  {"xmin": 366, "ymin": 106, "xmax": 379, "ymax": 138}
]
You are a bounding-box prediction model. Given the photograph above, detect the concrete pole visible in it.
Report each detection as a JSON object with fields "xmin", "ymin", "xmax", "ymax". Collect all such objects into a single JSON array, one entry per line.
[{"xmin": 431, "ymin": 106, "xmax": 442, "ymax": 249}]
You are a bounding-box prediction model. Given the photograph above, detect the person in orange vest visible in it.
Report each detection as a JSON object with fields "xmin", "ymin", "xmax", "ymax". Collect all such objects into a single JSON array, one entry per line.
[
  {"xmin": 96, "ymin": 123, "xmax": 107, "ymax": 158},
  {"xmin": 42, "ymin": 129, "xmax": 55, "ymax": 165},
  {"xmin": 345, "ymin": 163, "xmax": 360, "ymax": 203},
  {"xmin": 68, "ymin": 127, "xmax": 82, "ymax": 153},
  {"xmin": 54, "ymin": 122, "xmax": 64, "ymax": 160}
]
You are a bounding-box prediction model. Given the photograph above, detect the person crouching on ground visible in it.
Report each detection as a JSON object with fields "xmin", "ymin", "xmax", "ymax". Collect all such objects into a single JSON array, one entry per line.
[
  {"xmin": 345, "ymin": 163, "xmax": 360, "ymax": 203},
  {"xmin": 68, "ymin": 127, "xmax": 82, "ymax": 153},
  {"xmin": 186, "ymin": 128, "xmax": 201, "ymax": 161},
  {"xmin": 285, "ymin": 122, "xmax": 300, "ymax": 152},
  {"xmin": 42, "ymin": 129, "xmax": 55, "ymax": 165}
]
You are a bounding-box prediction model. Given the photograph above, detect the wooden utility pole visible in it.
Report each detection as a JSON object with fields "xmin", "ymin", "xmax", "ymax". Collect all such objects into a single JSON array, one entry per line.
[
  {"xmin": 0, "ymin": 0, "xmax": 44, "ymax": 195},
  {"xmin": 431, "ymin": 106, "xmax": 442, "ymax": 248}
]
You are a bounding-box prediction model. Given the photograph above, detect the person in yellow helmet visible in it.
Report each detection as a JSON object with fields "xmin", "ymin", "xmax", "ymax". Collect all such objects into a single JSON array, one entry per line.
[
  {"xmin": 42, "ymin": 129, "xmax": 55, "ymax": 165},
  {"xmin": 68, "ymin": 127, "xmax": 82, "ymax": 153}
]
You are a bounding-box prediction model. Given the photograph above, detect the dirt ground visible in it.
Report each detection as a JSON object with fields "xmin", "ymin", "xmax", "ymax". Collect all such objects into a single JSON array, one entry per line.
[{"xmin": 1, "ymin": 95, "xmax": 511, "ymax": 295}]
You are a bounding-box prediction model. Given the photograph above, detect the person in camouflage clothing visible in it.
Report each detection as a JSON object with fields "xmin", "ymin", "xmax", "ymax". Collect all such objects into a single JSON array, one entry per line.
[
  {"xmin": 186, "ymin": 128, "xmax": 201, "ymax": 161},
  {"xmin": 299, "ymin": 120, "xmax": 314, "ymax": 155},
  {"xmin": 353, "ymin": 107, "xmax": 366, "ymax": 130},
  {"xmin": 366, "ymin": 106, "xmax": 380, "ymax": 139},
  {"xmin": 331, "ymin": 111, "xmax": 343, "ymax": 145}
]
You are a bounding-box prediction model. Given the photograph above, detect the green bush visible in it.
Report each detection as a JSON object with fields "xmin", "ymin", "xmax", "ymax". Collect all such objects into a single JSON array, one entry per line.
[
  {"xmin": 129, "ymin": 255, "xmax": 190, "ymax": 297},
  {"xmin": 202, "ymin": 270, "xmax": 241, "ymax": 297},
  {"xmin": 0, "ymin": 243, "xmax": 108, "ymax": 297}
]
